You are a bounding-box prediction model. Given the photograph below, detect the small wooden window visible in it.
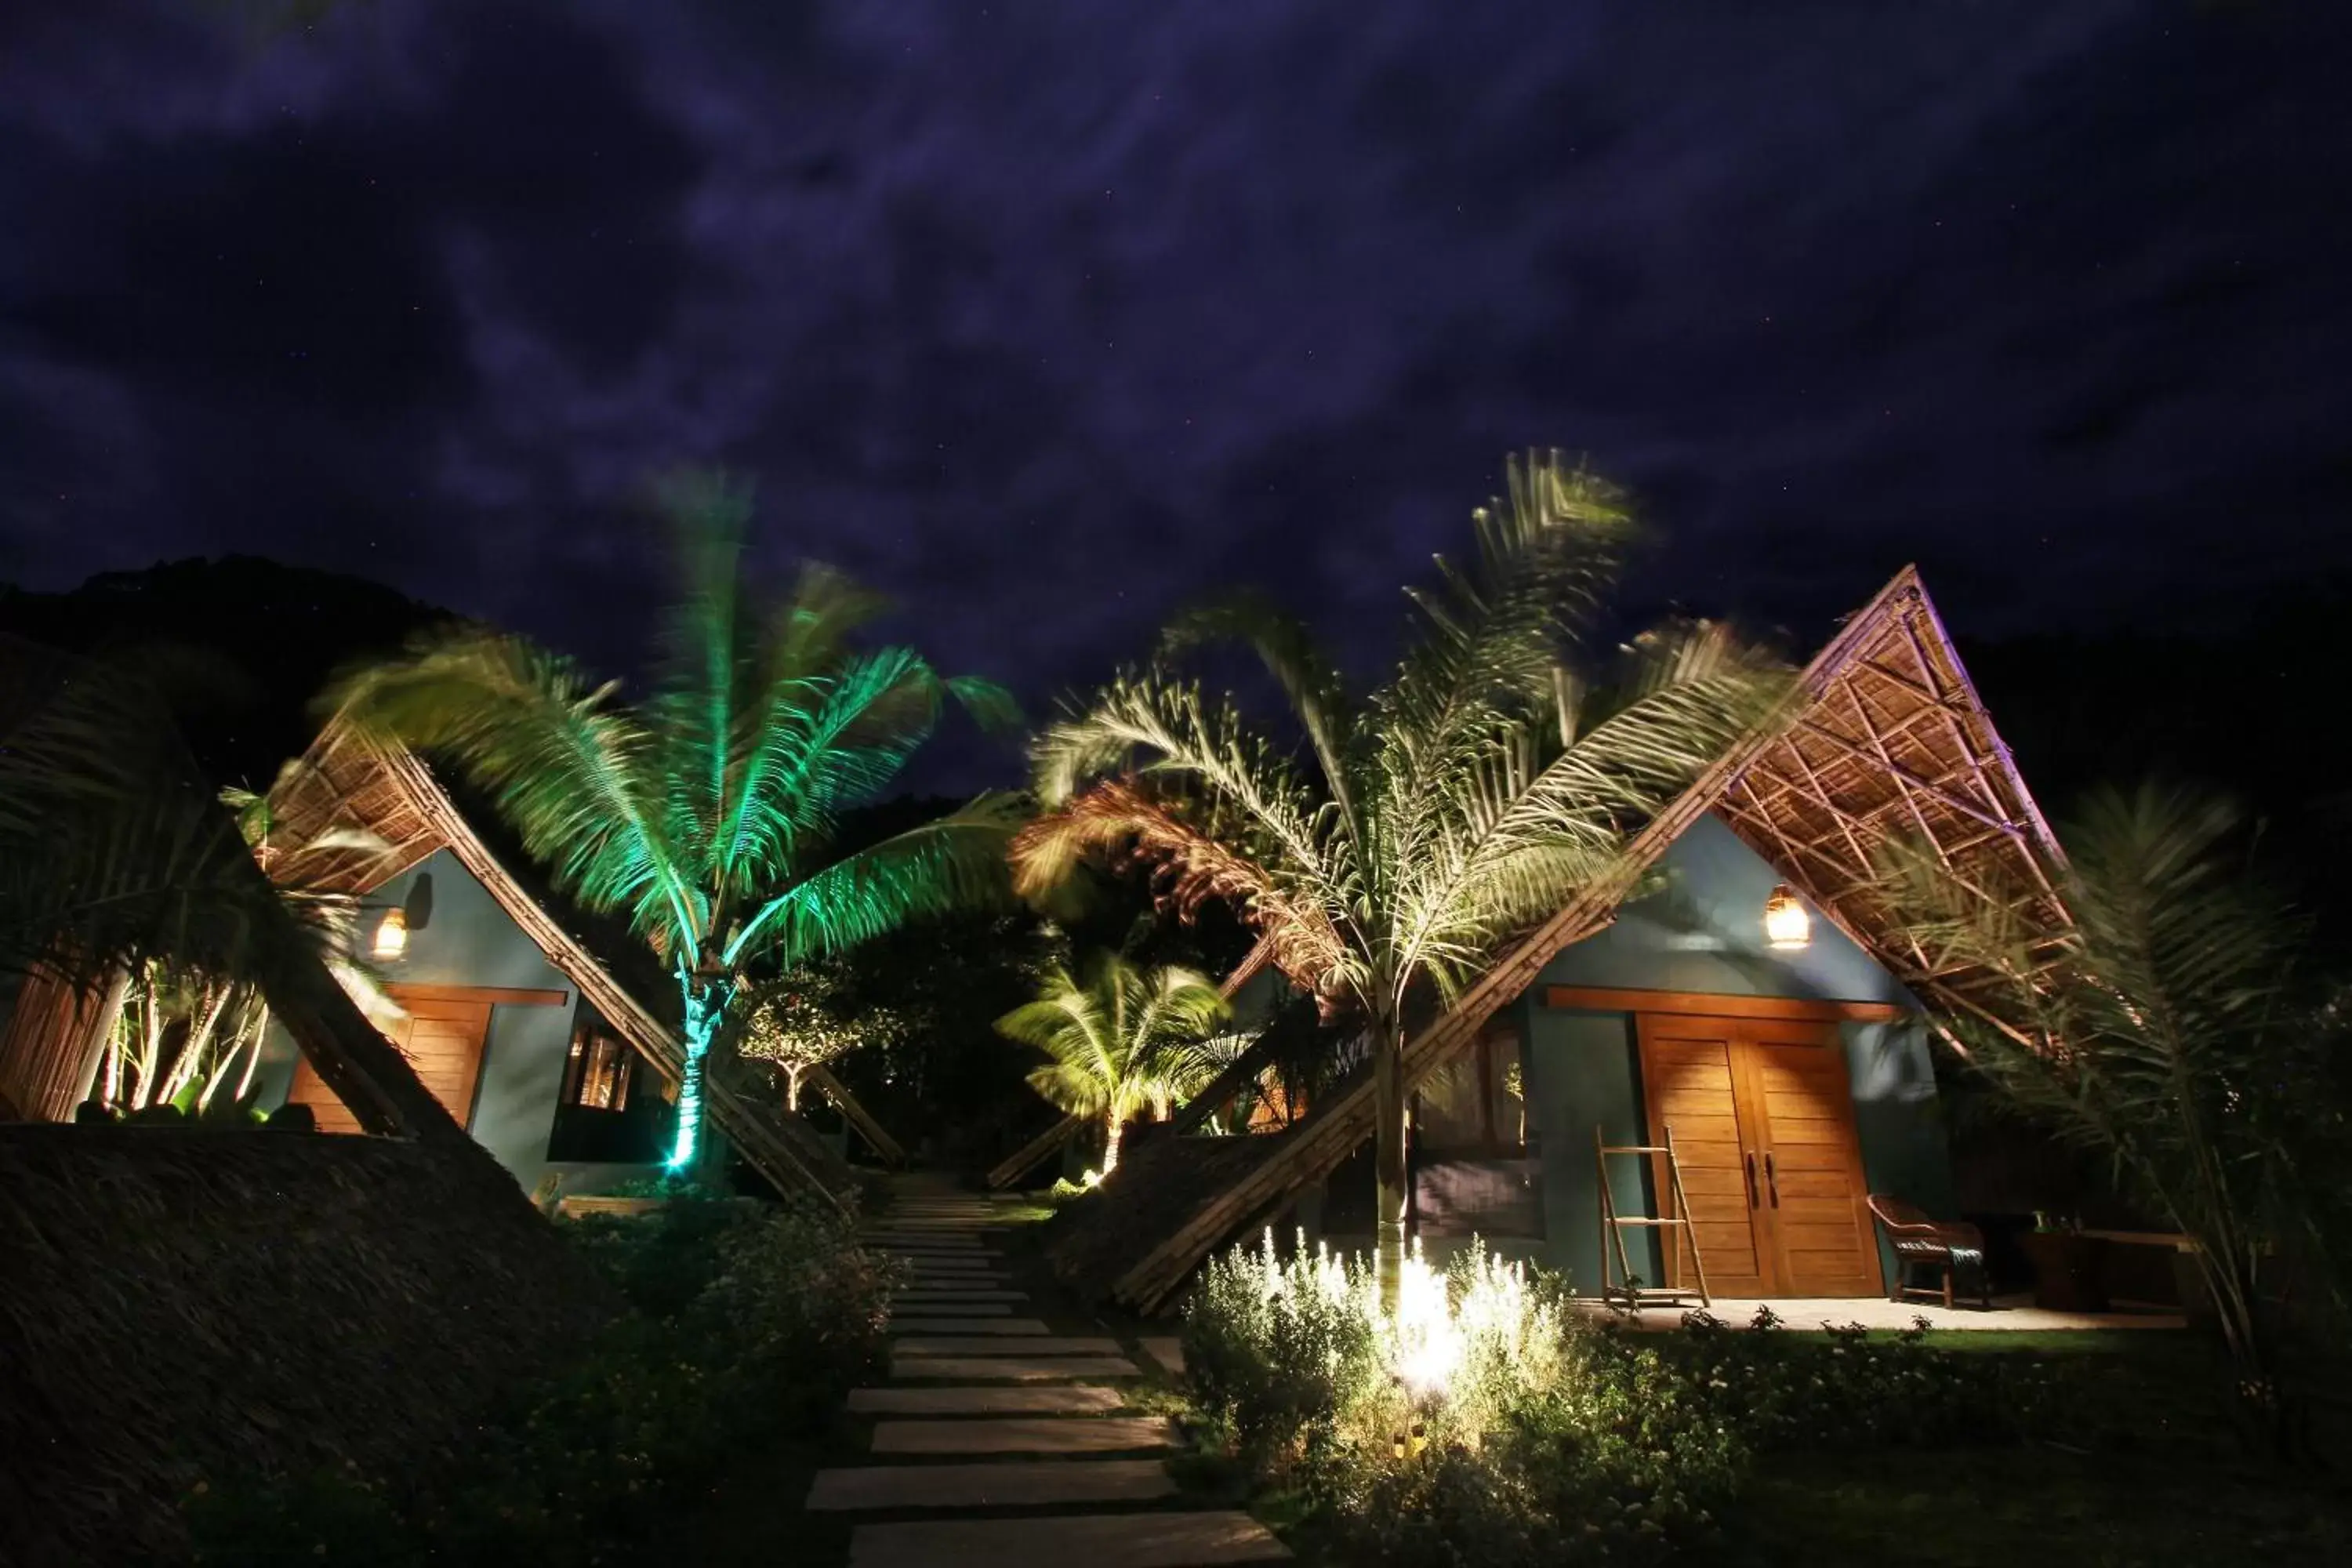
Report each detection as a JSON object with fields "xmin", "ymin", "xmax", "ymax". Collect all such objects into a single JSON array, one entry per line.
[
  {"xmin": 563, "ymin": 1024, "xmax": 632, "ymax": 1112},
  {"xmin": 1414, "ymin": 1025, "xmax": 1526, "ymax": 1156}
]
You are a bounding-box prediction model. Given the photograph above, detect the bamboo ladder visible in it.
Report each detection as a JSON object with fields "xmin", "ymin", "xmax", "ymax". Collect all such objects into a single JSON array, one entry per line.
[{"xmin": 1595, "ymin": 1123, "xmax": 1711, "ymax": 1311}]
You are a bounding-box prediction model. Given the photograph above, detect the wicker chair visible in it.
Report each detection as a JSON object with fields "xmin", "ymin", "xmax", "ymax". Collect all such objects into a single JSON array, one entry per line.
[{"xmin": 1867, "ymin": 1194, "xmax": 1992, "ymax": 1309}]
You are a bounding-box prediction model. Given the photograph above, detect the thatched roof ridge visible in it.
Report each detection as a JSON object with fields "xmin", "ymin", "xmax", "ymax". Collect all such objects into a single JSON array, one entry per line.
[{"xmin": 1089, "ymin": 567, "xmax": 2067, "ymax": 1312}]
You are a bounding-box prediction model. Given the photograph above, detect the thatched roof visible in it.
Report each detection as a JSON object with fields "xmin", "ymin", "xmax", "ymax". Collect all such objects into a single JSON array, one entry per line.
[
  {"xmin": 1038, "ymin": 1130, "xmax": 1299, "ymax": 1299},
  {"xmin": 0, "ymin": 1124, "xmax": 610, "ymax": 1566},
  {"xmin": 1087, "ymin": 567, "xmax": 2068, "ymax": 1313},
  {"xmin": 1710, "ymin": 567, "xmax": 2067, "ymax": 1044},
  {"xmin": 262, "ymin": 717, "xmax": 866, "ymax": 1206}
]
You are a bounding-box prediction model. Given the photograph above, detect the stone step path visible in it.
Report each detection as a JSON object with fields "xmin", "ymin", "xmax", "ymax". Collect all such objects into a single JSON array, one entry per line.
[
  {"xmin": 813, "ymin": 1174, "xmax": 1288, "ymax": 1566},
  {"xmin": 848, "ymin": 1512, "xmax": 1299, "ymax": 1568},
  {"xmin": 888, "ymin": 1317, "xmax": 1049, "ymax": 1334},
  {"xmin": 870, "ymin": 1415, "xmax": 1176, "ymax": 1455}
]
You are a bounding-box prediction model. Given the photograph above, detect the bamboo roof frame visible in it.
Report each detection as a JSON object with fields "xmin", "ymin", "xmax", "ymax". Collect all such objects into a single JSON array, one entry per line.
[
  {"xmin": 1103, "ymin": 566, "xmax": 2068, "ymax": 1312},
  {"xmin": 261, "ymin": 717, "xmax": 884, "ymax": 1211}
]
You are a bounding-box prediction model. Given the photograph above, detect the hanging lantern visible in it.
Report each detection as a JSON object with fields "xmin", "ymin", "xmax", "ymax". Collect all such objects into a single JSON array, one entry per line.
[
  {"xmin": 1762, "ymin": 884, "xmax": 1810, "ymax": 950},
  {"xmin": 372, "ymin": 906, "xmax": 409, "ymax": 961}
]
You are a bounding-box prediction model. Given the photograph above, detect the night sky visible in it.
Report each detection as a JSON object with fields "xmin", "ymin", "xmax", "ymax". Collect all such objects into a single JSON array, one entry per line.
[{"xmin": 5, "ymin": 2, "xmax": 2349, "ymax": 729}]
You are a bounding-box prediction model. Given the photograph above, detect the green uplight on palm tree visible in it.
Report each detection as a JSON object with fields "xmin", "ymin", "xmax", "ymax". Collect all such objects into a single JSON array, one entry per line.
[{"xmin": 330, "ymin": 470, "xmax": 1020, "ymax": 1175}]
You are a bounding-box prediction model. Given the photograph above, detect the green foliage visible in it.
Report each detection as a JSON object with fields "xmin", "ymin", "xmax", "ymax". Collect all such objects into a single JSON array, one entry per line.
[
  {"xmin": 1887, "ymin": 782, "xmax": 2352, "ymax": 1446},
  {"xmin": 328, "ymin": 476, "xmax": 1016, "ymax": 980},
  {"xmin": 996, "ymin": 950, "xmax": 1232, "ymax": 1169},
  {"xmin": 186, "ymin": 1189, "xmax": 894, "ymax": 1566},
  {"xmin": 735, "ymin": 956, "xmax": 906, "ymax": 1111},
  {"xmin": 1024, "ymin": 451, "xmax": 1784, "ymax": 1021},
  {"xmin": 1653, "ymin": 1309, "xmax": 2078, "ymax": 1450},
  {"xmin": 1183, "ymin": 1235, "xmax": 1383, "ymax": 1470}
]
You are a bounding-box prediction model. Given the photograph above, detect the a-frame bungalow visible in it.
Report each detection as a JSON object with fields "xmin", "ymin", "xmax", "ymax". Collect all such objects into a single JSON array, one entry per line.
[
  {"xmin": 1054, "ymin": 566, "xmax": 2069, "ymax": 1312},
  {"xmin": 242, "ymin": 715, "xmax": 908, "ymax": 1209}
]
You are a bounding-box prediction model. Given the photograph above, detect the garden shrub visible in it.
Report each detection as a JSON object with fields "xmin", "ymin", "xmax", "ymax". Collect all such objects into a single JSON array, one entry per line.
[
  {"xmin": 1655, "ymin": 1308, "xmax": 2080, "ymax": 1449},
  {"xmin": 1181, "ymin": 1237, "xmax": 2079, "ymax": 1567},
  {"xmin": 186, "ymin": 1187, "xmax": 895, "ymax": 1566}
]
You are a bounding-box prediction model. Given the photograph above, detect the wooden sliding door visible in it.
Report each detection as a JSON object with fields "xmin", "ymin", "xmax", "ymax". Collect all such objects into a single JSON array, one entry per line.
[{"xmin": 1636, "ymin": 1011, "xmax": 1878, "ymax": 1298}]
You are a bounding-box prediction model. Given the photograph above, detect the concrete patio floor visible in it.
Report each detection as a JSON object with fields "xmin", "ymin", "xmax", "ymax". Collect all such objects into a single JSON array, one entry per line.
[{"xmin": 1583, "ymin": 1292, "xmax": 2187, "ymax": 1332}]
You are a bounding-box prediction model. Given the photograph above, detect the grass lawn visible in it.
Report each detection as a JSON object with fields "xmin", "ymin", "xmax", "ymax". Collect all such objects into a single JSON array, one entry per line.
[{"xmin": 1725, "ymin": 1334, "xmax": 2352, "ymax": 1566}]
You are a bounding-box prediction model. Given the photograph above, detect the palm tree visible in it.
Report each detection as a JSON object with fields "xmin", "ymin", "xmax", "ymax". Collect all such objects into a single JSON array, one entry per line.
[
  {"xmin": 996, "ymin": 953, "xmax": 1232, "ymax": 1176},
  {"xmin": 1886, "ymin": 783, "xmax": 2346, "ymax": 1451},
  {"xmin": 1017, "ymin": 451, "xmax": 1783, "ymax": 1300},
  {"xmin": 329, "ymin": 472, "xmax": 1020, "ymax": 1173}
]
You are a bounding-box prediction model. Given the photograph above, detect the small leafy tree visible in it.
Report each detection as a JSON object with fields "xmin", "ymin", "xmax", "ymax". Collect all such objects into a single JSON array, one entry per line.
[
  {"xmin": 1889, "ymin": 782, "xmax": 2349, "ymax": 1452},
  {"xmin": 330, "ymin": 473, "xmax": 1018, "ymax": 1172},
  {"xmin": 1019, "ymin": 451, "xmax": 1781, "ymax": 1298},
  {"xmin": 737, "ymin": 960, "xmax": 905, "ymax": 1112},
  {"xmin": 995, "ymin": 952, "xmax": 1232, "ymax": 1174}
]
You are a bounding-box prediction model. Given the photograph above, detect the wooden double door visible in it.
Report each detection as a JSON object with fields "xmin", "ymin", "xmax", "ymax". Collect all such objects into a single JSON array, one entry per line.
[{"xmin": 1638, "ymin": 1012, "xmax": 1881, "ymax": 1298}]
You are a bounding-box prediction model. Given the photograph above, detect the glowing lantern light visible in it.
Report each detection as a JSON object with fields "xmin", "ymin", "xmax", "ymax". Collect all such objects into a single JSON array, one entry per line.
[
  {"xmin": 1763, "ymin": 884, "xmax": 1811, "ymax": 950},
  {"xmin": 372, "ymin": 907, "xmax": 409, "ymax": 961}
]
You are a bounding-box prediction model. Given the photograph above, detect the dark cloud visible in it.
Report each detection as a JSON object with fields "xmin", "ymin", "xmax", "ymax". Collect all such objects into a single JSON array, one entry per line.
[{"xmin": 4, "ymin": 0, "xmax": 2350, "ymax": 767}]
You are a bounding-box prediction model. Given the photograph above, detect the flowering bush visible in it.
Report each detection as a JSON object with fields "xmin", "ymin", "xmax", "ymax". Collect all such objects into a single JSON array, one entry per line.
[
  {"xmin": 1181, "ymin": 1236, "xmax": 2081, "ymax": 1566},
  {"xmin": 1184, "ymin": 1232, "xmax": 1736, "ymax": 1565}
]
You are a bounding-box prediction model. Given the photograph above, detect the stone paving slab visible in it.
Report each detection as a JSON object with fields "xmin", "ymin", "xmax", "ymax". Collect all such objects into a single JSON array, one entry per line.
[
  {"xmin": 1140, "ymin": 1337, "xmax": 1186, "ymax": 1377},
  {"xmin": 870, "ymin": 1415, "xmax": 1175, "ymax": 1455},
  {"xmin": 807, "ymin": 1459, "xmax": 1172, "ymax": 1511},
  {"xmin": 887, "ymin": 1301, "xmax": 1014, "ymax": 1316},
  {"xmin": 891, "ymin": 1355, "xmax": 1141, "ymax": 1381},
  {"xmin": 895, "ymin": 1335, "xmax": 1122, "ymax": 1356},
  {"xmin": 868, "ymin": 1241, "xmax": 990, "ymax": 1254},
  {"xmin": 847, "ymin": 1385, "xmax": 1127, "ymax": 1416},
  {"xmin": 902, "ymin": 1257, "xmax": 1002, "ymax": 1269},
  {"xmin": 887, "ymin": 1318, "xmax": 1050, "ymax": 1335},
  {"xmin": 848, "ymin": 1510, "xmax": 1292, "ymax": 1567},
  {"xmin": 894, "ymin": 1290, "xmax": 1028, "ymax": 1303}
]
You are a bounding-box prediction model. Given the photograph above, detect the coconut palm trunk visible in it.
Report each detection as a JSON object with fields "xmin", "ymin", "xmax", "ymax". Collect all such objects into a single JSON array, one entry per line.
[
  {"xmin": 1102, "ymin": 1112, "xmax": 1127, "ymax": 1176},
  {"xmin": 672, "ymin": 964, "xmax": 738, "ymax": 1172},
  {"xmin": 1371, "ymin": 1011, "xmax": 1409, "ymax": 1301}
]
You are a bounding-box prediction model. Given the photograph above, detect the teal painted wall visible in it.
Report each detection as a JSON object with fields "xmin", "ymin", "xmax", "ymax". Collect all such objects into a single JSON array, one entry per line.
[
  {"xmin": 1522, "ymin": 812, "xmax": 1951, "ymax": 1294},
  {"xmin": 254, "ymin": 848, "xmax": 673, "ymax": 1196}
]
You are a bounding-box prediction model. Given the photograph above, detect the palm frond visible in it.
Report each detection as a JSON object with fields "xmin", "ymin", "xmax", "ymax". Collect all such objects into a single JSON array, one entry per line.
[
  {"xmin": 1030, "ymin": 669, "xmax": 1340, "ymax": 896},
  {"xmin": 326, "ymin": 629, "xmax": 698, "ymax": 955},
  {"xmin": 1163, "ymin": 591, "xmax": 1363, "ymax": 840},
  {"xmin": 1373, "ymin": 451, "xmax": 1637, "ymax": 876},
  {"xmin": 724, "ymin": 793, "xmax": 1025, "ymax": 969},
  {"xmin": 996, "ymin": 952, "xmax": 1231, "ymax": 1121},
  {"xmin": 1011, "ymin": 779, "xmax": 1352, "ymax": 996}
]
